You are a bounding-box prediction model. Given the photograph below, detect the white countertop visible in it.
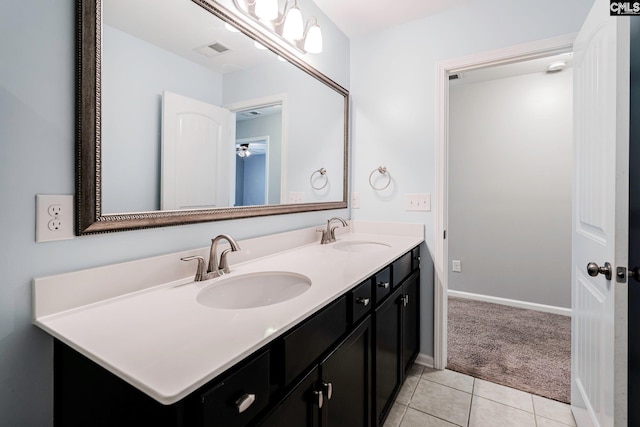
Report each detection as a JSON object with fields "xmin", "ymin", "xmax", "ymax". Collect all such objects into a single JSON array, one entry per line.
[{"xmin": 33, "ymin": 222, "xmax": 423, "ymax": 405}]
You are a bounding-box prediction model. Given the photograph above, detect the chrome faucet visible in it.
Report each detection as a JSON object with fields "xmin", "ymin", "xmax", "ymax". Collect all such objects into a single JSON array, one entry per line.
[
  {"xmin": 181, "ymin": 234, "xmax": 241, "ymax": 281},
  {"xmin": 319, "ymin": 217, "xmax": 348, "ymax": 244},
  {"xmin": 208, "ymin": 234, "xmax": 241, "ymax": 275}
]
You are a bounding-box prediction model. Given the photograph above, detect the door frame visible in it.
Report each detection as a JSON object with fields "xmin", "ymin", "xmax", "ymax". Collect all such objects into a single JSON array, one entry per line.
[
  {"xmin": 433, "ymin": 33, "xmax": 577, "ymax": 370},
  {"xmin": 235, "ymin": 135, "xmax": 271, "ymax": 205},
  {"xmin": 225, "ymin": 93, "xmax": 288, "ymax": 203}
]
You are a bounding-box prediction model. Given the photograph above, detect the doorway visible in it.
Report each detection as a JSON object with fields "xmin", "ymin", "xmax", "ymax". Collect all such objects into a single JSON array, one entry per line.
[
  {"xmin": 433, "ymin": 34, "xmax": 577, "ymax": 370},
  {"xmin": 235, "ymin": 137, "xmax": 269, "ymax": 206},
  {"xmin": 445, "ymin": 53, "xmax": 573, "ymax": 401}
]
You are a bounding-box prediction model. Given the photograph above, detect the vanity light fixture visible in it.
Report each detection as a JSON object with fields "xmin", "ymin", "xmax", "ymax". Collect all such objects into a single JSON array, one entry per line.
[
  {"xmin": 547, "ymin": 61, "xmax": 566, "ymax": 72},
  {"xmin": 231, "ymin": 0, "xmax": 323, "ymax": 54},
  {"xmin": 303, "ymin": 17, "xmax": 323, "ymax": 54}
]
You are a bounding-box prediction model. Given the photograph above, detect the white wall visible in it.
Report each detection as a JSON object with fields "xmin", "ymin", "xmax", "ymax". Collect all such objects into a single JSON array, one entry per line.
[
  {"xmin": 448, "ymin": 70, "xmax": 573, "ymax": 308},
  {"xmin": 0, "ymin": 1, "xmax": 348, "ymax": 425},
  {"xmin": 350, "ymin": 0, "xmax": 594, "ymax": 354},
  {"xmin": 102, "ymin": 25, "xmax": 224, "ymax": 213}
]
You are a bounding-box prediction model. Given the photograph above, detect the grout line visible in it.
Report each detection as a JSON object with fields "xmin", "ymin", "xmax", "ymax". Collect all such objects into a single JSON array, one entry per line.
[
  {"xmin": 467, "ymin": 378, "xmax": 476, "ymax": 427},
  {"xmin": 397, "ymin": 403, "xmax": 408, "ymax": 427},
  {"xmin": 419, "ymin": 376, "xmax": 474, "ymax": 397}
]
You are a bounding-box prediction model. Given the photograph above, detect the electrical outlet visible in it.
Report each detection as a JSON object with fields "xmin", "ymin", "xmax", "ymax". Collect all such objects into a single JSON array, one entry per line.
[
  {"xmin": 48, "ymin": 205, "xmax": 62, "ymax": 217},
  {"xmin": 452, "ymin": 260, "xmax": 462, "ymax": 273},
  {"xmin": 351, "ymin": 192, "xmax": 360, "ymax": 209},
  {"xmin": 405, "ymin": 193, "xmax": 431, "ymax": 212},
  {"xmin": 48, "ymin": 219, "xmax": 63, "ymax": 231},
  {"xmin": 36, "ymin": 195, "xmax": 74, "ymax": 242},
  {"xmin": 288, "ymin": 192, "xmax": 305, "ymax": 203}
]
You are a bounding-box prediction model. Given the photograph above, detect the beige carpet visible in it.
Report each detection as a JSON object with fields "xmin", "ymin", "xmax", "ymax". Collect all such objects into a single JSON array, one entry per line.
[{"xmin": 446, "ymin": 296, "xmax": 571, "ymax": 403}]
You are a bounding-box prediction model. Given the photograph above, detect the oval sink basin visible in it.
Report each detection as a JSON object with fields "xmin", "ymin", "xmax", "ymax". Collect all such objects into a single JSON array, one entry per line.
[
  {"xmin": 196, "ymin": 272, "xmax": 311, "ymax": 309},
  {"xmin": 332, "ymin": 240, "xmax": 391, "ymax": 253}
]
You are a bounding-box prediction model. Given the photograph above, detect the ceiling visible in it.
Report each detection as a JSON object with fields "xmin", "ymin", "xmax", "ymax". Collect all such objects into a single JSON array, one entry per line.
[
  {"xmin": 311, "ymin": 0, "xmax": 573, "ymax": 83},
  {"xmin": 312, "ymin": 0, "xmax": 475, "ymax": 38},
  {"xmin": 105, "ymin": 0, "xmax": 278, "ymax": 74},
  {"xmin": 450, "ymin": 53, "xmax": 574, "ymax": 86}
]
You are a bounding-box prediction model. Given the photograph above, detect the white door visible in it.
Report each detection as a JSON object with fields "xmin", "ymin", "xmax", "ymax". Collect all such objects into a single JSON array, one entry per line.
[
  {"xmin": 161, "ymin": 91, "xmax": 235, "ymax": 210},
  {"xmin": 571, "ymin": 1, "xmax": 629, "ymax": 426}
]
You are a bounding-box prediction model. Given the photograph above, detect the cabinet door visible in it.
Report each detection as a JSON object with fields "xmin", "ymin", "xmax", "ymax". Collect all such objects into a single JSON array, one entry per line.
[
  {"xmin": 374, "ymin": 286, "xmax": 402, "ymax": 425},
  {"xmin": 258, "ymin": 366, "xmax": 321, "ymax": 427},
  {"xmin": 401, "ymin": 271, "xmax": 420, "ymax": 376},
  {"xmin": 320, "ymin": 316, "xmax": 372, "ymax": 427}
]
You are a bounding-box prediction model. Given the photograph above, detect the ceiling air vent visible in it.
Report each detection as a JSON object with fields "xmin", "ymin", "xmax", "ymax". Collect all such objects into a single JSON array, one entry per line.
[
  {"xmin": 194, "ymin": 41, "xmax": 231, "ymax": 57},
  {"xmin": 208, "ymin": 42, "xmax": 229, "ymax": 54}
]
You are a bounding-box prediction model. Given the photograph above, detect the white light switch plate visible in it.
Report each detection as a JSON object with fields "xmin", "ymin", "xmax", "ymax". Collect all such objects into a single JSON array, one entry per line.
[
  {"xmin": 351, "ymin": 192, "xmax": 360, "ymax": 209},
  {"xmin": 452, "ymin": 260, "xmax": 462, "ymax": 273},
  {"xmin": 36, "ymin": 195, "xmax": 74, "ymax": 242},
  {"xmin": 288, "ymin": 192, "xmax": 305, "ymax": 203},
  {"xmin": 405, "ymin": 193, "xmax": 431, "ymax": 211}
]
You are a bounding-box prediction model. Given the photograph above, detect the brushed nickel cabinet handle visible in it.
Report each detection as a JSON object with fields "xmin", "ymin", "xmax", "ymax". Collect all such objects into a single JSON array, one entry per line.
[
  {"xmin": 356, "ymin": 297, "xmax": 370, "ymax": 306},
  {"xmin": 235, "ymin": 393, "xmax": 256, "ymax": 414}
]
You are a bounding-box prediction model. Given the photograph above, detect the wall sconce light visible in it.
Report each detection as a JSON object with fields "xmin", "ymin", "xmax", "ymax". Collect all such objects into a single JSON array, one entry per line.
[{"xmin": 231, "ymin": 0, "xmax": 323, "ymax": 54}]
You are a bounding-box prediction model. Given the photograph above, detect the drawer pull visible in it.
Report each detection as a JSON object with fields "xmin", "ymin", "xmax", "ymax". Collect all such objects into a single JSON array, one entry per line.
[
  {"xmin": 323, "ymin": 382, "xmax": 333, "ymax": 400},
  {"xmin": 356, "ymin": 297, "xmax": 370, "ymax": 306},
  {"xmin": 314, "ymin": 390, "xmax": 324, "ymax": 408},
  {"xmin": 235, "ymin": 393, "xmax": 256, "ymax": 414},
  {"xmin": 378, "ymin": 281, "xmax": 390, "ymax": 289}
]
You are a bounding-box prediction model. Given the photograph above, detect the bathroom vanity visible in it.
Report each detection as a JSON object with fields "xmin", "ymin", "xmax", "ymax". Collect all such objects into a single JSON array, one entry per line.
[{"xmin": 33, "ymin": 222, "xmax": 424, "ymax": 426}]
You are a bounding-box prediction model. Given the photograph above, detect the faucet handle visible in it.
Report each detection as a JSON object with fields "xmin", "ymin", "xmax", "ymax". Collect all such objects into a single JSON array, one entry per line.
[
  {"xmin": 218, "ymin": 248, "xmax": 233, "ymax": 274},
  {"xmin": 181, "ymin": 255, "xmax": 206, "ymax": 282}
]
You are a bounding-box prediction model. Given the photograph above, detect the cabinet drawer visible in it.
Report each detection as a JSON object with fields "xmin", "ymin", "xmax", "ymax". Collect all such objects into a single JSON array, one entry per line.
[
  {"xmin": 349, "ymin": 279, "xmax": 372, "ymax": 324},
  {"xmin": 279, "ymin": 296, "xmax": 347, "ymax": 386},
  {"xmin": 392, "ymin": 252, "xmax": 412, "ymax": 288},
  {"xmin": 200, "ymin": 350, "xmax": 270, "ymax": 427},
  {"xmin": 374, "ymin": 267, "xmax": 392, "ymax": 304}
]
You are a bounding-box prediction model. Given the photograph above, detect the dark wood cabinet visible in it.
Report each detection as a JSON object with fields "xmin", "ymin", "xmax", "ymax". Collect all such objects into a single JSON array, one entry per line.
[
  {"xmin": 374, "ymin": 249, "xmax": 421, "ymax": 426},
  {"xmin": 258, "ymin": 366, "xmax": 321, "ymax": 427},
  {"xmin": 54, "ymin": 246, "xmax": 420, "ymax": 427},
  {"xmin": 401, "ymin": 271, "xmax": 420, "ymax": 376},
  {"xmin": 259, "ymin": 317, "xmax": 372, "ymax": 427},
  {"xmin": 374, "ymin": 286, "xmax": 403, "ymax": 425},
  {"xmin": 320, "ymin": 317, "xmax": 372, "ymax": 427},
  {"xmin": 199, "ymin": 350, "xmax": 271, "ymax": 427}
]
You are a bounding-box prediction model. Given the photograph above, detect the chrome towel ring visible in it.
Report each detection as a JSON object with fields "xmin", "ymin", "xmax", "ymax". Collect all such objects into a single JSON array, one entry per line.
[
  {"xmin": 310, "ymin": 168, "xmax": 328, "ymax": 190},
  {"xmin": 369, "ymin": 166, "xmax": 391, "ymax": 190}
]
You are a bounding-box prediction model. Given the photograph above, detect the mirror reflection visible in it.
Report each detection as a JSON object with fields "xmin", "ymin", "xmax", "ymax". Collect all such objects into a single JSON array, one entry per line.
[{"xmin": 101, "ymin": 0, "xmax": 345, "ymax": 215}]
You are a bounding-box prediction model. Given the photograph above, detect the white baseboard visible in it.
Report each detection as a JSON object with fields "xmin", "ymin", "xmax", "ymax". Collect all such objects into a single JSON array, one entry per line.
[
  {"xmin": 447, "ymin": 290, "xmax": 571, "ymax": 317},
  {"xmin": 414, "ymin": 353, "xmax": 434, "ymax": 368}
]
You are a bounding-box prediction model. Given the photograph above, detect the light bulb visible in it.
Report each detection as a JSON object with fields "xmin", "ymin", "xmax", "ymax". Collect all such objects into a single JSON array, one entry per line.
[
  {"xmin": 304, "ymin": 23, "xmax": 323, "ymax": 54},
  {"xmin": 282, "ymin": 6, "xmax": 303, "ymax": 41},
  {"xmin": 254, "ymin": 0, "xmax": 278, "ymax": 21}
]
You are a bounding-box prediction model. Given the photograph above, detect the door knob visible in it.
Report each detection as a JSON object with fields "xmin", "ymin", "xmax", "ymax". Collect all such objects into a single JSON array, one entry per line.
[{"xmin": 587, "ymin": 262, "xmax": 612, "ymax": 281}]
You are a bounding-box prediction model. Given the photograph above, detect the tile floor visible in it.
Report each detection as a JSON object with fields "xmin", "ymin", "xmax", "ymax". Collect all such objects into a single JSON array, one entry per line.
[{"xmin": 384, "ymin": 365, "xmax": 576, "ymax": 427}]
